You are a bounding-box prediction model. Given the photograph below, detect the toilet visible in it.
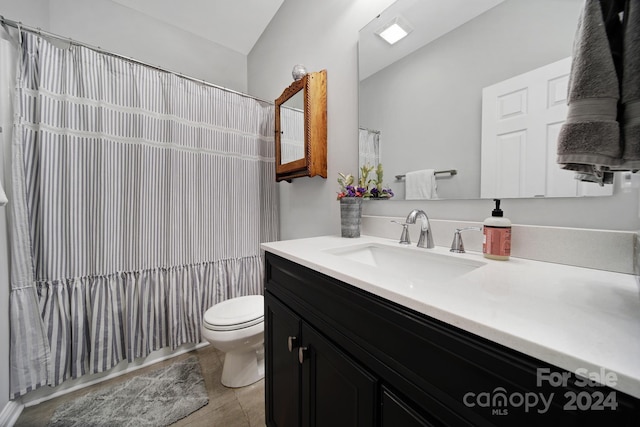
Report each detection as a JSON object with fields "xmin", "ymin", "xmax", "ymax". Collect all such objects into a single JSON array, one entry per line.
[{"xmin": 201, "ymin": 294, "xmax": 265, "ymax": 388}]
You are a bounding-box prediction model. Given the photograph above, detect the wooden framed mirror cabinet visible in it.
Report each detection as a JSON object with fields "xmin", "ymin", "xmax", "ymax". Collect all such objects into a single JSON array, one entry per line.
[{"xmin": 274, "ymin": 69, "xmax": 327, "ymax": 182}]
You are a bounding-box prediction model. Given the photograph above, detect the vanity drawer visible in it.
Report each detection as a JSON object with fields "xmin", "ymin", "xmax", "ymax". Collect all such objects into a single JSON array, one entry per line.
[{"xmin": 265, "ymin": 252, "xmax": 640, "ymax": 426}]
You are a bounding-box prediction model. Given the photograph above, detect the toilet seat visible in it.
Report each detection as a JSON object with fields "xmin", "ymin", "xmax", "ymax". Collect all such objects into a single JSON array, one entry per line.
[{"xmin": 203, "ymin": 295, "xmax": 264, "ymax": 332}]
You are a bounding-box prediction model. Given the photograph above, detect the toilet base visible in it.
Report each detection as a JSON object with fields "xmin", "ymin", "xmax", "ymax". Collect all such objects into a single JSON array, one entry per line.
[{"xmin": 221, "ymin": 346, "xmax": 265, "ymax": 388}]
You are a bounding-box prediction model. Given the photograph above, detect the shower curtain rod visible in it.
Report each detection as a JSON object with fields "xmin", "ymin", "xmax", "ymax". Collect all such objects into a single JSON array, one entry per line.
[
  {"xmin": 0, "ymin": 15, "xmax": 274, "ymax": 105},
  {"xmin": 359, "ymin": 127, "xmax": 381, "ymax": 134}
]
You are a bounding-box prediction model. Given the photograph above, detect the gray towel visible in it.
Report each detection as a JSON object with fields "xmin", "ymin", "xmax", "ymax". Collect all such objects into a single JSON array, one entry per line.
[
  {"xmin": 621, "ymin": 1, "xmax": 640, "ymax": 167},
  {"xmin": 557, "ymin": 0, "xmax": 622, "ymax": 172}
]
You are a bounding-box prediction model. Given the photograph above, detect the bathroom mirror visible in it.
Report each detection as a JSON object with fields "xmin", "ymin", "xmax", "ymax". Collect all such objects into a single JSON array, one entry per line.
[
  {"xmin": 279, "ymin": 91, "xmax": 305, "ymax": 164},
  {"xmin": 358, "ymin": 0, "xmax": 613, "ymax": 200},
  {"xmin": 275, "ymin": 69, "xmax": 327, "ymax": 182}
]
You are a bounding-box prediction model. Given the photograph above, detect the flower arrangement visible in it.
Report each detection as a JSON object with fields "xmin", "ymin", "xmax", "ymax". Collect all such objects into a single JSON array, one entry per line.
[{"xmin": 337, "ymin": 164, "xmax": 394, "ymax": 200}]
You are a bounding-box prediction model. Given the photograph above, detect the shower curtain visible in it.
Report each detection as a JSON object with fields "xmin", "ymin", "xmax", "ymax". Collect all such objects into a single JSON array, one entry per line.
[
  {"xmin": 279, "ymin": 106, "xmax": 304, "ymax": 163},
  {"xmin": 7, "ymin": 31, "xmax": 278, "ymax": 398},
  {"xmin": 358, "ymin": 128, "xmax": 380, "ymax": 169}
]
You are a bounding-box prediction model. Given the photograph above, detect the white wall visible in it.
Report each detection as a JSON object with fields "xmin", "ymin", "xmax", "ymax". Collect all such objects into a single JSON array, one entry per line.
[{"xmin": 249, "ymin": 0, "xmax": 640, "ymax": 237}]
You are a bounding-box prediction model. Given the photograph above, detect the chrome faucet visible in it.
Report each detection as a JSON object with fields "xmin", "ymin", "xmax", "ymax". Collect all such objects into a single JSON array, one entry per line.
[
  {"xmin": 405, "ymin": 209, "xmax": 434, "ymax": 249},
  {"xmin": 391, "ymin": 220, "xmax": 411, "ymax": 245},
  {"xmin": 450, "ymin": 227, "xmax": 482, "ymax": 253}
]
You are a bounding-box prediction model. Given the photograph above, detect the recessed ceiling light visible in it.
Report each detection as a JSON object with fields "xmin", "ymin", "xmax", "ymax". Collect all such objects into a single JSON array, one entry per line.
[{"xmin": 375, "ymin": 17, "xmax": 413, "ymax": 45}]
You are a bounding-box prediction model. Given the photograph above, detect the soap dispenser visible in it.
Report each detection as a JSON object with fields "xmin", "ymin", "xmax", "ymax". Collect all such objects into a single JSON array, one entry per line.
[{"xmin": 483, "ymin": 199, "xmax": 511, "ymax": 260}]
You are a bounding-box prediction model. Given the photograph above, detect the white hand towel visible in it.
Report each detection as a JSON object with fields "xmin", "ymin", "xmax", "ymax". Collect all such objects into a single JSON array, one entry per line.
[
  {"xmin": 0, "ymin": 180, "xmax": 6, "ymax": 206},
  {"xmin": 405, "ymin": 169, "xmax": 438, "ymax": 200}
]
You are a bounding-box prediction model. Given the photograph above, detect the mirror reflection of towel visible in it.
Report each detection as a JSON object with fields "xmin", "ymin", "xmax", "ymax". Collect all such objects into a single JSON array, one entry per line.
[{"xmin": 405, "ymin": 169, "xmax": 438, "ymax": 200}]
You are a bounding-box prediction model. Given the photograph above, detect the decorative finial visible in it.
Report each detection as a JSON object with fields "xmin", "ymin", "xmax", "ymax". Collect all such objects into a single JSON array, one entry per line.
[{"xmin": 292, "ymin": 64, "xmax": 307, "ymax": 81}]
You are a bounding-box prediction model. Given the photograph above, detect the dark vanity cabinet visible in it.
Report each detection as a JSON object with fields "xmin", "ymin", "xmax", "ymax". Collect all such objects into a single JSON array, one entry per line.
[
  {"xmin": 266, "ymin": 291, "xmax": 376, "ymax": 426},
  {"xmin": 264, "ymin": 252, "xmax": 640, "ymax": 427}
]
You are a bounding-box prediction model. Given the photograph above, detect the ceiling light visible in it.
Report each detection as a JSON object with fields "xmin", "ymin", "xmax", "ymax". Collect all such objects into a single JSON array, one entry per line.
[{"xmin": 375, "ymin": 17, "xmax": 413, "ymax": 45}]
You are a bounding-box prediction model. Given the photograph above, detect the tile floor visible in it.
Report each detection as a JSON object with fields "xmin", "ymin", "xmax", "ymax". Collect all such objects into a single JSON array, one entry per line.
[{"xmin": 14, "ymin": 344, "xmax": 265, "ymax": 426}]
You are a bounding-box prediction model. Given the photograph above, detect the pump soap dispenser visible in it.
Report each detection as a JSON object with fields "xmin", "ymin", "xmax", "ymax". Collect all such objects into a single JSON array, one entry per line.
[{"xmin": 483, "ymin": 199, "xmax": 511, "ymax": 260}]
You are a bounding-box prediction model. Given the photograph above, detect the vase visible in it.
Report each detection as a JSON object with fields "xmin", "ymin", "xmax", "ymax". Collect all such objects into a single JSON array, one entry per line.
[{"xmin": 340, "ymin": 197, "xmax": 363, "ymax": 238}]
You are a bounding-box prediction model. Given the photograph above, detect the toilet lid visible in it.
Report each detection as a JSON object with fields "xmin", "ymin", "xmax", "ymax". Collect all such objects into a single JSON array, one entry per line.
[{"xmin": 203, "ymin": 295, "xmax": 264, "ymax": 331}]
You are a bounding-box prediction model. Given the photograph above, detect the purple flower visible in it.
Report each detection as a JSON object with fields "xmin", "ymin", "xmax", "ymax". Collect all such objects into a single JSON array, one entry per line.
[{"xmin": 337, "ymin": 170, "xmax": 393, "ymax": 199}]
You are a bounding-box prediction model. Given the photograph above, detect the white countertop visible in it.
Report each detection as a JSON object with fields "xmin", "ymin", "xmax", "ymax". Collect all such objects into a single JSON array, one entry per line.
[{"xmin": 262, "ymin": 235, "xmax": 640, "ymax": 399}]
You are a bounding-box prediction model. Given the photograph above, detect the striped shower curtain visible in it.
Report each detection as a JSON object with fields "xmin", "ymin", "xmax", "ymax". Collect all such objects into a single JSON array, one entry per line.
[
  {"xmin": 8, "ymin": 31, "xmax": 278, "ymax": 398},
  {"xmin": 358, "ymin": 128, "xmax": 380, "ymax": 169},
  {"xmin": 279, "ymin": 106, "xmax": 304, "ymax": 163}
]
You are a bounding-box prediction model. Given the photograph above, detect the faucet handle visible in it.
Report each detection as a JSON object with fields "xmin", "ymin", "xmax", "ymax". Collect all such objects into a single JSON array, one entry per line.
[
  {"xmin": 450, "ymin": 227, "xmax": 482, "ymax": 253},
  {"xmin": 391, "ymin": 220, "xmax": 411, "ymax": 245}
]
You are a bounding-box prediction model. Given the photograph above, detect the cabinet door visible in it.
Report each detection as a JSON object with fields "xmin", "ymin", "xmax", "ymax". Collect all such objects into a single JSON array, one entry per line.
[
  {"xmin": 265, "ymin": 293, "xmax": 302, "ymax": 427},
  {"xmin": 300, "ymin": 323, "xmax": 377, "ymax": 427},
  {"xmin": 381, "ymin": 388, "xmax": 436, "ymax": 427}
]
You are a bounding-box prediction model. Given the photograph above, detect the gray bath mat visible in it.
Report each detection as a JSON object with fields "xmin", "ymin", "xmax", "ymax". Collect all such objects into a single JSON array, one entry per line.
[{"xmin": 48, "ymin": 356, "xmax": 209, "ymax": 427}]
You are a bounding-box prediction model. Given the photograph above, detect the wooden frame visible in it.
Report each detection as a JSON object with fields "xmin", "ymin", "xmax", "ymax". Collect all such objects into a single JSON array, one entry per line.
[{"xmin": 275, "ymin": 70, "xmax": 327, "ymax": 182}]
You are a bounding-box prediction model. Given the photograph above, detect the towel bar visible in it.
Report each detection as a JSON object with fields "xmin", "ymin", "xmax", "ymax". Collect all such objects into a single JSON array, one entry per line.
[{"xmin": 395, "ymin": 169, "xmax": 457, "ymax": 180}]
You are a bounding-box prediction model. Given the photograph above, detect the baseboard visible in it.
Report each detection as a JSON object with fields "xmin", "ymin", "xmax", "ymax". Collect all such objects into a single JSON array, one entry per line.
[{"xmin": 0, "ymin": 400, "xmax": 24, "ymax": 427}]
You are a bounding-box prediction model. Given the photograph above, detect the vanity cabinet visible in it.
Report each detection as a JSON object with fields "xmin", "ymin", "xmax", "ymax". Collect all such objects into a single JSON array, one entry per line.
[
  {"xmin": 266, "ymin": 292, "xmax": 376, "ymax": 426},
  {"xmin": 264, "ymin": 252, "xmax": 640, "ymax": 426},
  {"xmin": 381, "ymin": 388, "xmax": 434, "ymax": 427}
]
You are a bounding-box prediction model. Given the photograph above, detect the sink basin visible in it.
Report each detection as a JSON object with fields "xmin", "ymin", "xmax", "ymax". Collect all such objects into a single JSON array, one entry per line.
[{"xmin": 326, "ymin": 243, "xmax": 485, "ymax": 284}]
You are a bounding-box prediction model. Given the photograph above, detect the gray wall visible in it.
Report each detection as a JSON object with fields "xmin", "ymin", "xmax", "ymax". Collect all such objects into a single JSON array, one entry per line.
[
  {"xmin": 3, "ymin": 0, "xmax": 247, "ymax": 92},
  {"xmin": 250, "ymin": 0, "xmax": 640, "ymax": 235},
  {"xmin": 0, "ymin": 0, "xmax": 250, "ymax": 411},
  {"xmin": 248, "ymin": 0, "xmax": 397, "ymax": 240}
]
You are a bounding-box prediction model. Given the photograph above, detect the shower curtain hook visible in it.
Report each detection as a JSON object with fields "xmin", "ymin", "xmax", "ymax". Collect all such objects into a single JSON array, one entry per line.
[
  {"xmin": 0, "ymin": 15, "xmax": 8, "ymax": 35},
  {"xmin": 17, "ymin": 22, "xmax": 23, "ymax": 46}
]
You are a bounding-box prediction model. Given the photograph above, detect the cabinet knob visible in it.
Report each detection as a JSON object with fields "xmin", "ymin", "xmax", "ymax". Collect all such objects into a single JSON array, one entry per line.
[
  {"xmin": 298, "ymin": 346, "xmax": 308, "ymax": 364},
  {"xmin": 287, "ymin": 336, "xmax": 298, "ymax": 352}
]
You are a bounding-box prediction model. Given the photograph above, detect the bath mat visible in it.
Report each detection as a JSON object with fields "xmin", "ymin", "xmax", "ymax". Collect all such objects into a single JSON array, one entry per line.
[{"xmin": 47, "ymin": 356, "xmax": 209, "ymax": 427}]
